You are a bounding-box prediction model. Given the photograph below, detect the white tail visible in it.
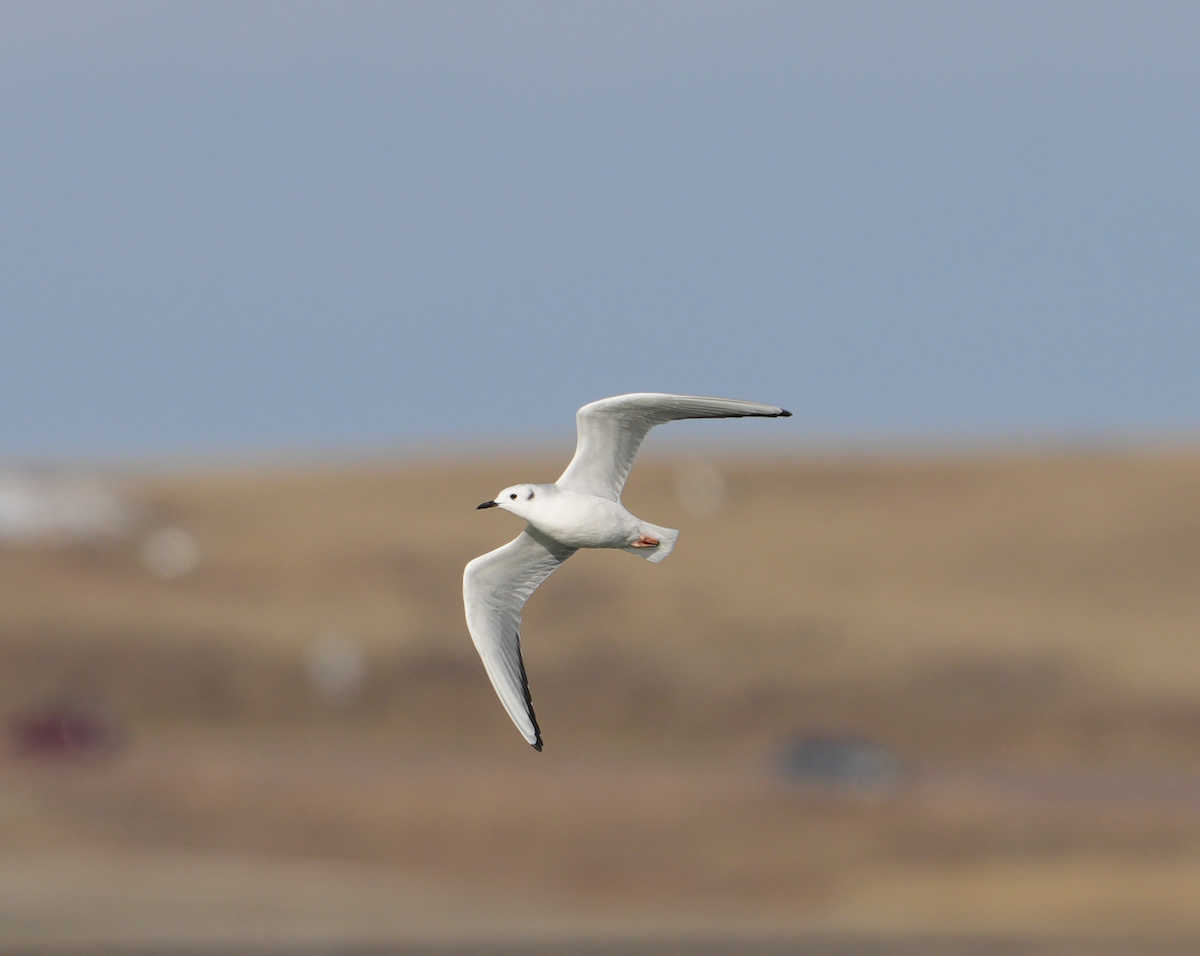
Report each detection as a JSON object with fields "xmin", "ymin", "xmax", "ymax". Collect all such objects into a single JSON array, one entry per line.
[{"xmin": 621, "ymin": 521, "xmax": 679, "ymax": 563}]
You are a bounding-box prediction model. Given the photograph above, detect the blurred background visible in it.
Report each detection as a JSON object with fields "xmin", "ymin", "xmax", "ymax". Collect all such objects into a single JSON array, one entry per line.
[{"xmin": 2, "ymin": 2, "xmax": 1200, "ymax": 953}]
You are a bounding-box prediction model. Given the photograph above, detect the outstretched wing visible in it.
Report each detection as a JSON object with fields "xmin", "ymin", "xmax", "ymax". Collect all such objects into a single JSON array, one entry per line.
[
  {"xmin": 556, "ymin": 393, "xmax": 791, "ymax": 501},
  {"xmin": 463, "ymin": 527, "xmax": 578, "ymax": 750}
]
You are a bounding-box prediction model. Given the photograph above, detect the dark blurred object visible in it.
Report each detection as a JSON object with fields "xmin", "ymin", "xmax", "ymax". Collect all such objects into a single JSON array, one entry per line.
[
  {"xmin": 12, "ymin": 705, "xmax": 121, "ymax": 757},
  {"xmin": 780, "ymin": 734, "xmax": 901, "ymax": 797}
]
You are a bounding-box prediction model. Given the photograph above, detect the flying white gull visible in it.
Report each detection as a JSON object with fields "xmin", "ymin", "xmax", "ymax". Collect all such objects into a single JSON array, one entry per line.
[{"xmin": 463, "ymin": 392, "xmax": 792, "ymax": 750}]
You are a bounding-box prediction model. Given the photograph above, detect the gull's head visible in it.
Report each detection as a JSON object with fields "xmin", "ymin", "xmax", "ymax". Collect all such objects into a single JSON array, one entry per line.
[{"xmin": 477, "ymin": 484, "xmax": 543, "ymax": 517}]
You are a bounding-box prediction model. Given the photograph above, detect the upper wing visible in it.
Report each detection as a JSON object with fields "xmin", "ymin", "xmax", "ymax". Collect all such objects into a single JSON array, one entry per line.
[
  {"xmin": 556, "ymin": 393, "xmax": 791, "ymax": 501},
  {"xmin": 463, "ymin": 526, "xmax": 577, "ymax": 750}
]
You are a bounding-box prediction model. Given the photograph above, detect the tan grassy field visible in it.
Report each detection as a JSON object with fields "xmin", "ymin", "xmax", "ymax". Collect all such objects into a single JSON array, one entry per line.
[{"xmin": 2, "ymin": 449, "xmax": 1200, "ymax": 951}]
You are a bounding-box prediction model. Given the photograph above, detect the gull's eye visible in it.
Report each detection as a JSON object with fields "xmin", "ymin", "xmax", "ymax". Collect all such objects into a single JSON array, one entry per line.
[{"xmin": 510, "ymin": 493, "xmax": 518, "ymax": 500}]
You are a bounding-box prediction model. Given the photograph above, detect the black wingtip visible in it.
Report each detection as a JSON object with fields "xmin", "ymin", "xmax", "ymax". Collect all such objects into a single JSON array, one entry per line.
[
  {"xmin": 779, "ymin": 409, "xmax": 793, "ymax": 417},
  {"xmin": 515, "ymin": 629, "xmax": 544, "ymax": 752}
]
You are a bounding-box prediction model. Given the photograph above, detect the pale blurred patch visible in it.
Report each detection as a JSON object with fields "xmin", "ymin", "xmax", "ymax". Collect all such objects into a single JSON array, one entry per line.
[
  {"xmin": 673, "ymin": 463, "xmax": 727, "ymax": 518},
  {"xmin": 0, "ymin": 471, "xmax": 129, "ymax": 543},
  {"xmin": 138, "ymin": 526, "xmax": 202, "ymax": 580},
  {"xmin": 306, "ymin": 632, "xmax": 367, "ymax": 707}
]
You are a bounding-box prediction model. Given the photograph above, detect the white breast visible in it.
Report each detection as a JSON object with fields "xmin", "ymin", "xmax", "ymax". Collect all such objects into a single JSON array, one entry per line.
[{"xmin": 527, "ymin": 490, "xmax": 639, "ymax": 549}]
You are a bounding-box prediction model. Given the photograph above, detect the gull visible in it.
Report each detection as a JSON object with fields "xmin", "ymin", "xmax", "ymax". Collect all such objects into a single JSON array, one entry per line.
[{"xmin": 463, "ymin": 392, "xmax": 792, "ymax": 750}]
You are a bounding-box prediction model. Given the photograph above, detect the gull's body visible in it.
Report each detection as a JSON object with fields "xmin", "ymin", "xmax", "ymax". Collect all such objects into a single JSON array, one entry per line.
[
  {"xmin": 463, "ymin": 392, "xmax": 791, "ymax": 749},
  {"xmin": 493, "ymin": 484, "xmax": 644, "ymax": 550}
]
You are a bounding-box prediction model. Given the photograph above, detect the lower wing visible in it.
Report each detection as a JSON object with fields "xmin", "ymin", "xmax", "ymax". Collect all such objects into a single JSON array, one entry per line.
[{"xmin": 462, "ymin": 527, "xmax": 578, "ymax": 749}]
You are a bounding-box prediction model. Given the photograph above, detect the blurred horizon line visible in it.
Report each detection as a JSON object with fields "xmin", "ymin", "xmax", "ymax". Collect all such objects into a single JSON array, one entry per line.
[{"xmin": 6, "ymin": 427, "xmax": 1200, "ymax": 475}]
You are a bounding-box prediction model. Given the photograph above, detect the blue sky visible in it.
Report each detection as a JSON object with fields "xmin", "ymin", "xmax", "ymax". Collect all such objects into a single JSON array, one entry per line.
[{"xmin": 1, "ymin": 2, "xmax": 1198, "ymax": 458}]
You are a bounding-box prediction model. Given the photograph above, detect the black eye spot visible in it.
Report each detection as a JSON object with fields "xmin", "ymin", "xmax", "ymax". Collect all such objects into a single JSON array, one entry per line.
[
  {"xmin": 527, "ymin": 492, "xmax": 535, "ymax": 499},
  {"xmin": 510, "ymin": 493, "xmax": 518, "ymax": 500}
]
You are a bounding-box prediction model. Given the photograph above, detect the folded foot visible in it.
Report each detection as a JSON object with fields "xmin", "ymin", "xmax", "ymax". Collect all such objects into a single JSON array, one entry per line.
[{"xmin": 630, "ymin": 535, "xmax": 660, "ymax": 548}]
